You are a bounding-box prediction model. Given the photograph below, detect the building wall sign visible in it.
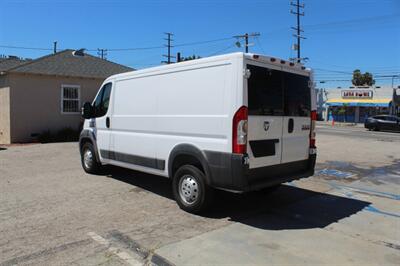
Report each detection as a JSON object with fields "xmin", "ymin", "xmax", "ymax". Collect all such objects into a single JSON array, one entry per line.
[{"xmin": 341, "ymin": 90, "xmax": 373, "ymax": 99}]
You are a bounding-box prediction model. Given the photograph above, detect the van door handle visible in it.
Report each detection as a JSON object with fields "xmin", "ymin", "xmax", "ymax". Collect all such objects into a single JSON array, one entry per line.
[
  {"xmin": 288, "ymin": 118, "xmax": 294, "ymax": 133},
  {"xmin": 106, "ymin": 117, "xmax": 110, "ymax": 128}
]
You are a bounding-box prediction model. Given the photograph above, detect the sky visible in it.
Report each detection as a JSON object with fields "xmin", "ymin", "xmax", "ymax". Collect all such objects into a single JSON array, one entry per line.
[{"xmin": 1, "ymin": 0, "xmax": 399, "ymax": 88}]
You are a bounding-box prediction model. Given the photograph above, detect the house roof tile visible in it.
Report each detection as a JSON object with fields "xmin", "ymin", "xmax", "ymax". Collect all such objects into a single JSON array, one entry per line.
[{"xmin": 5, "ymin": 49, "xmax": 133, "ymax": 78}]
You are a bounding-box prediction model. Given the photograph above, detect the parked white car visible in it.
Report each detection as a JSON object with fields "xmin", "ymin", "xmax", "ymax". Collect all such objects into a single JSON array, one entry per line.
[{"xmin": 79, "ymin": 52, "xmax": 317, "ymax": 213}]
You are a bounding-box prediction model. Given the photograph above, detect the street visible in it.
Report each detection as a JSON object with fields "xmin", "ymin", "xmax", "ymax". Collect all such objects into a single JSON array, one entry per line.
[
  {"xmin": 0, "ymin": 126, "xmax": 399, "ymax": 265},
  {"xmin": 317, "ymin": 122, "xmax": 400, "ymax": 141}
]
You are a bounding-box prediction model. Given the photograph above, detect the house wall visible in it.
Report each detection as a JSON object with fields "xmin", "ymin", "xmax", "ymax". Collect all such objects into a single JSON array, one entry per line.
[
  {"xmin": 0, "ymin": 86, "xmax": 11, "ymax": 144},
  {"xmin": 8, "ymin": 73, "xmax": 104, "ymax": 142}
]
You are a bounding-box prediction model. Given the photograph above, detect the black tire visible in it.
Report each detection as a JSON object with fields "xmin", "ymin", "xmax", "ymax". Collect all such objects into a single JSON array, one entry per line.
[
  {"xmin": 80, "ymin": 142, "xmax": 102, "ymax": 174},
  {"xmin": 172, "ymin": 165, "xmax": 214, "ymax": 214},
  {"xmin": 373, "ymin": 125, "xmax": 380, "ymax": 131}
]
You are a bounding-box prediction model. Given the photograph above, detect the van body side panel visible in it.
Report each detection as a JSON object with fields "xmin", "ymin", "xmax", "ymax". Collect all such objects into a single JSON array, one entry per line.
[
  {"xmin": 156, "ymin": 62, "xmax": 234, "ymax": 174},
  {"xmin": 111, "ymin": 77, "xmax": 158, "ymax": 170},
  {"xmin": 108, "ymin": 58, "xmax": 238, "ymax": 177}
]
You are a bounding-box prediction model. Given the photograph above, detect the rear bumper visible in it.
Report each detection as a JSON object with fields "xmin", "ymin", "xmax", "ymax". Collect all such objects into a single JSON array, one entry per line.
[{"xmin": 205, "ymin": 151, "xmax": 316, "ymax": 192}]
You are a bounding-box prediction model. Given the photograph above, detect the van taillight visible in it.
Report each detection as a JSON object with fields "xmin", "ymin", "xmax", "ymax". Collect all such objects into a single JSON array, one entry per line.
[
  {"xmin": 310, "ymin": 110, "xmax": 317, "ymax": 149},
  {"xmin": 233, "ymin": 106, "xmax": 248, "ymax": 154}
]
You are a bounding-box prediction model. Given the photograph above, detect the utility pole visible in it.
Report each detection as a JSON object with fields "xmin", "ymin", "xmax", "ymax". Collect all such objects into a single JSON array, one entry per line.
[
  {"xmin": 97, "ymin": 48, "xmax": 107, "ymax": 60},
  {"xmin": 162, "ymin": 32, "xmax": 175, "ymax": 64},
  {"xmin": 290, "ymin": 0, "xmax": 305, "ymax": 63},
  {"xmin": 234, "ymin": 32, "xmax": 260, "ymax": 53},
  {"xmin": 53, "ymin": 41, "xmax": 57, "ymax": 54}
]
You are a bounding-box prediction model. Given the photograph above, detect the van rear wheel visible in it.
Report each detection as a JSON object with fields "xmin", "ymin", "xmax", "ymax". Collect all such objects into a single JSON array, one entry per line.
[
  {"xmin": 172, "ymin": 165, "xmax": 213, "ymax": 213},
  {"xmin": 81, "ymin": 142, "xmax": 102, "ymax": 174}
]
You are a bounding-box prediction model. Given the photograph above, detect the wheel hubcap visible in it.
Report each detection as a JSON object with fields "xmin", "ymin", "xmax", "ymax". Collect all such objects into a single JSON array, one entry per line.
[
  {"xmin": 179, "ymin": 175, "xmax": 199, "ymax": 205},
  {"xmin": 83, "ymin": 148, "xmax": 93, "ymax": 169}
]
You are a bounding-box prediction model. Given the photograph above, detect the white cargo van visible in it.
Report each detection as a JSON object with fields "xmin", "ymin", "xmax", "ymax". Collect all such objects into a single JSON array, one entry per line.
[{"xmin": 79, "ymin": 52, "xmax": 317, "ymax": 213}]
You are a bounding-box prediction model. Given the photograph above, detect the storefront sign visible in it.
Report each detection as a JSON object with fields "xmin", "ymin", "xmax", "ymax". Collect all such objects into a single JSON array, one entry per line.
[{"xmin": 341, "ymin": 90, "xmax": 373, "ymax": 99}]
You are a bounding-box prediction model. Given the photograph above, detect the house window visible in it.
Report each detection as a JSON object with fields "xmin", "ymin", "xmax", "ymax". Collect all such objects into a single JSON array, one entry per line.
[{"xmin": 61, "ymin": 85, "xmax": 80, "ymax": 114}]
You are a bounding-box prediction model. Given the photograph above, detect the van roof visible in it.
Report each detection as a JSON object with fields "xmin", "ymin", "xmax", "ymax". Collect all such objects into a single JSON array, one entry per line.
[{"xmin": 106, "ymin": 52, "xmax": 310, "ymax": 81}]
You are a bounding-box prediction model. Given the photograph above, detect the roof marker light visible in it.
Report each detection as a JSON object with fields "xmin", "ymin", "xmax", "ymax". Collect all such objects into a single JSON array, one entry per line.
[
  {"xmin": 280, "ymin": 60, "xmax": 286, "ymax": 64},
  {"xmin": 270, "ymin": 58, "xmax": 276, "ymax": 62},
  {"xmin": 253, "ymin": 55, "xmax": 259, "ymax": 59}
]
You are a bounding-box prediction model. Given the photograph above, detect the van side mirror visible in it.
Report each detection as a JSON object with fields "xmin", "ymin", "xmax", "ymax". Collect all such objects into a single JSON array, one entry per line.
[{"xmin": 82, "ymin": 102, "xmax": 94, "ymax": 119}]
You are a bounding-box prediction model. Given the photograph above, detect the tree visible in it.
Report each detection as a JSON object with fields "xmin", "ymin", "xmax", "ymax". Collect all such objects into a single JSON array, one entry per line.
[{"xmin": 352, "ymin": 69, "xmax": 375, "ymax": 86}]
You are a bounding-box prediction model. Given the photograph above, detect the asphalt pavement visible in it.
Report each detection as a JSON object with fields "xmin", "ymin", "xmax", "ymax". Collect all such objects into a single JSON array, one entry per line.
[
  {"xmin": 0, "ymin": 126, "xmax": 399, "ymax": 265},
  {"xmin": 317, "ymin": 123, "xmax": 400, "ymax": 142}
]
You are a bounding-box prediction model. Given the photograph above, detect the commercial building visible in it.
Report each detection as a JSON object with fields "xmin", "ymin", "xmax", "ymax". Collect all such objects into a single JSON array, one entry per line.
[
  {"xmin": 316, "ymin": 86, "xmax": 399, "ymax": 123},
  {"xmin": 0, "ymin": 50, "xmax": 132, "ymax": 144}
]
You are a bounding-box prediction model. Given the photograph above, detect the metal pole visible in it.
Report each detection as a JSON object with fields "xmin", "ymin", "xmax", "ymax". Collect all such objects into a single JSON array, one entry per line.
[
  {"xmin": 296, "ymin": 0, "xmax": 300, "ymax": 62},
  {"xmin": 245, "ymin": 33, "xmax": 249, "ymax": 53}
]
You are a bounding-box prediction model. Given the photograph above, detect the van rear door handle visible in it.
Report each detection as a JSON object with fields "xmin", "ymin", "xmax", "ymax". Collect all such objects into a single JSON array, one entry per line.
[
  {"xmin": 288, "ymin": 118, "xmax": 294, "ymax": 133},
  {"xmin": 106, "ymin": 117, "xmax": 110, "ymax": 128}
]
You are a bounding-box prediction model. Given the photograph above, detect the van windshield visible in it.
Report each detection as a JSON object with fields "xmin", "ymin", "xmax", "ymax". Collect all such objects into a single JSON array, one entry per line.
[{"xmin": 247, "ymin": 64, "xmax": 311, "ymax": 117}]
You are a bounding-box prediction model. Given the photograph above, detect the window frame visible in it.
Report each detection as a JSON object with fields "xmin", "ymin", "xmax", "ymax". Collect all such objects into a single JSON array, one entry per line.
[
  {"xmin": 92, "ymin": 82, "xmax": 112, "ymax": 118},
  {"xmin": 60, "ymin": 84, "xmax": 81, "ymax": 115}
]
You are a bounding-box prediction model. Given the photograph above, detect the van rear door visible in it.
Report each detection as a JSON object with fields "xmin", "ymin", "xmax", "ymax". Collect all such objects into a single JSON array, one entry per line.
[
  {"xmin": 246, "ymin": 64, "xmax": 284, "ymax": 169},
  {"xmin": 281, "ymin": 71, "xmax": 311, "ymax": 163}
]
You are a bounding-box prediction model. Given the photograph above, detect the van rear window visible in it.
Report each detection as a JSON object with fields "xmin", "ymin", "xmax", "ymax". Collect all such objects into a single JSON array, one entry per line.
[
  {"xmin": 247, "ymin": 64, "xmax": 311, "ymax": 117},
  {"xmin": 247, "ymin": 65, "xmax": 283, "ymax": 116},
  {"xmin": 283, "ymin": 72, "xmax": 311, "ymax": 117}
]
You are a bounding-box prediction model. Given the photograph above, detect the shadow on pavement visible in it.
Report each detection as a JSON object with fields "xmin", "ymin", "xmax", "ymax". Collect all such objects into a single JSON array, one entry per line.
[
  {"xmin": 0, "ymin": 147, "xmax": 7, "ymax": 151},
  {"xmin": 105, "ymin": 166, "xmax": 370, "ymax": 230}
]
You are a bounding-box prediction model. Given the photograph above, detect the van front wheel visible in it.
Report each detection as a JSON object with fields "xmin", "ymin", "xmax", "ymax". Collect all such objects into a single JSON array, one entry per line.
[
  {"xmin": 81, "ymin": 142, "xmax": 102, "ymax": 174},
  {"xmin": 172, "ymin": 165, "xmax": 213, "ymax": 213}
]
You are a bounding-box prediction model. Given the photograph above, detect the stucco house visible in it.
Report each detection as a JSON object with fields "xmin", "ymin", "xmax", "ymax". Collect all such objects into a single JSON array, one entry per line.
[{"xmin": 0, "ymin": 50, "xmax": 132, "ymax": 144}]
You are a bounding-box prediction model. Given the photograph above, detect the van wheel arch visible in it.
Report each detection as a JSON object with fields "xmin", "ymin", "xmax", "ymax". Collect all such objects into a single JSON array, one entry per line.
[
  {"xmin": 168, "ymin": 144, "xmax": 212, "ymax": 185},
  {"xmin": 79, "ymin": 130, "xmax": 100, "ymax": 162}
]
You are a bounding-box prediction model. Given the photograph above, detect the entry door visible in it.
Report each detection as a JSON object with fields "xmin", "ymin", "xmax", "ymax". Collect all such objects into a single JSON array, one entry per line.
[
  {"xmin": 92, "ymin": 83, "xmax": 113, "ymax": 160},
  {"xmin": 246, "ymin": 64, "xmax": 284, "ymax": 169},
  {"xmin": 281, "ymin": 72, "xmax": 311, "ymax": 164}
]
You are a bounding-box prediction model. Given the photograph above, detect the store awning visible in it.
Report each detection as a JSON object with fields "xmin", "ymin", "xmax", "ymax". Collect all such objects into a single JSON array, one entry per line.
[{"xmin": 325, "ymin": 98, "xmax": 392, "ymax": 107}]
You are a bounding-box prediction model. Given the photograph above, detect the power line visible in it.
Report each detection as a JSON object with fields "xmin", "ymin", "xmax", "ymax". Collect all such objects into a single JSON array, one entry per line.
[
  {"xmin": 255, "ymin": 37, "xmax": 266, "ymax": 54},
  {"xmin": 316, "ymin": 77, "xmax": 398, "ymax": 82},
  {"xmin": 208, "ymin": 43, "xmax": 239, "ymax": 57},
  {"xmin": 0, "ymin": 45, "xmax": 52, "ymax": 51},
  {"xmin": 174, "ymin": 37, "xmax": 233, "ymax": 47},
  {"xmin": 306, "ymin": 13, "xmax": 400, "ymax": 29}
]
